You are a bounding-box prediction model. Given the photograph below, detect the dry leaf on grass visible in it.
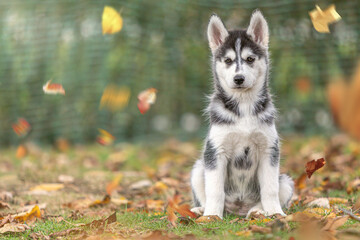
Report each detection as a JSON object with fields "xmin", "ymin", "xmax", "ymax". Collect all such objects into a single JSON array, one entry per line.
[
  {"xmin": 307, "ymin": 198, "xmax": 330, "ymax": 208},
  {"xmin": 347, "ymin": 179, "xmax": 360, "ymax": 194},
  {"xmin": 30, "ymin": 183, "xmax": 64, "ymax": 193},
  {"xmin": 306, "ymin": 158, "xmax": 326, "ymax": 178},
  {"xmin": 63, "ymin": 195, "xmax": 110, "ymax": 210},
  {"xmin": 329, "ymin": 197, "xmax": 348, "ymax": 205},
  {"xmin": 166, "ymin": 194, "xmax": 197, "ymax": 227},
  {"xmin": 0, "ymin": 223, "xmax": 30, "ymax": 234},
  {"xmin": 0, "ymin": 201, "xmax": 10, "ymax": 209},
  {"xmin": 322, "ymin": 216, "xmax": 349, "ymax": 233},
  {"xmin": 13, "ymin": 205, "xmax": 41, "ymax": 223},
  {"xmin": 353, "ymin": 198, "xmax": 360, "ymax": 211},
  {"xmin": 234, "ymin": 230, "xmax": 252, "ymax": 237},
  {"xmin": 58, "ymin": 174, "xmax": 74, "ymax": 184},
  {"xmin": 249, "ymin": 225, "xmax": 272, "ymax": 234},
  {"xmin": 195, "ymin": 215, "xmax": 221, "ymax": 223},
  {"xmin": 49, "ymin": 228, "xmax": 84, "ymax": 238}
]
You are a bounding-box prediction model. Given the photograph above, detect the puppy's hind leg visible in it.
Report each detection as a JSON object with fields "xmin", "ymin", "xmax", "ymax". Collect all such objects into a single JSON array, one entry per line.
[
  {"xmin": 279, "ymin": 174, "xmax": 294, "ymax": 208},
  {"xmin": 190, "ymin": 159, "xmax": 205, "ymax": 215}
]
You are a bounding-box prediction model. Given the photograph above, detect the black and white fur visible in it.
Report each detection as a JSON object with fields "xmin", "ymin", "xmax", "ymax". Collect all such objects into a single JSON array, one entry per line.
[{"xmin": 190, "ymin": 10, "xmax": 294, "ymax": 218}]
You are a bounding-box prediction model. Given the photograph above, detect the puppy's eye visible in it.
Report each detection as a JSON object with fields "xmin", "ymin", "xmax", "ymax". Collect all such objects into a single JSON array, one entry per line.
[
  {"xmin": 224, "ymin": 58, "xmax": 232, "ymax": 65},
  {"xmin": 246, "ymin": 57, "xmax": 255, "ymax": 63}
]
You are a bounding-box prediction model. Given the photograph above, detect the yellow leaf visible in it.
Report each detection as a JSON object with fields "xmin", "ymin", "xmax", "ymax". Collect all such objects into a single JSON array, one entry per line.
[
  {"xmin": 13, "ymin": 205, "xmax": 41, "ymax": 222},
  {"xmin": 234, "ymin": 230, "xmax": 252, "ymax": 237},
  {"xmin": 102, "ymin": 6, "xmax": 123, "ymax": 35},
  {"xmin": 195, "ymin": 215, "xmax": 221, "ymax": 223},
  {"xmin": 329, "ymin": 197, "xmax": 348, "ymax": 205},
  {"xmin": 309, "ymin": 4, "xmax": 341, "ymax": 33},
  {"xmin": 249, "ymin": 218, "xmax": 271, "ymax": 224},
  {"xmin": 30, "ymin": 183, "xmax": 64, "ymax": 192}
]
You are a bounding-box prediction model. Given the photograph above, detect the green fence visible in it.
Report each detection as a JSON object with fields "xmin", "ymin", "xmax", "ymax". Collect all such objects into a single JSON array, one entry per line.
[{"xmin": 0, "ymin": 0, "xmax": 359, "ymax": 146}]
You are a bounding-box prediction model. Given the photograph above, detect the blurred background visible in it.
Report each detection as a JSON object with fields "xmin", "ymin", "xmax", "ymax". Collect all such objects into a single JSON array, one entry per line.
[{"xmin": 0, "ymin": 0, "xmax": 359, "ymax": 147}]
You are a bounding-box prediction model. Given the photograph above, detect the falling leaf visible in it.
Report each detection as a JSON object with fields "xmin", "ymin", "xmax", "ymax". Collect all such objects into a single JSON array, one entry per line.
[
  {"xmin": 0, "ymin": 223, "xmax": 30, "ymax": 234},
  {"xmin": 102, "ymin": 6, "xmax": 123, "ymax": 35},
  {"xmin": 295, "ymin": 173, "xmax": 307, "ymax": 190},
  {"xmin": 43, "ymin": 80, "xmax": 65, "ymax": 95},
  {"xmin": 100, "ymin": 85, "xmax": 130, "ymax": 112},
  {"xmin": 96, "ymin": 129, "xmax": 115, "ymax": 146},
  {"xmin": 137, "ymin": 88, "xmax": 157, "ymax": 114},
  {"xmin": 12, "ymin": 118, "xmax": 31, "ymax": 137},
  {"xmin": 16, "ymin": 145, "xmax": 27, "ymax": 159},
  {"xmin": 30, "ymin": 183, "xmax": 64, "ymax": 193},
  {"xmin": 305, "ymin": 158, "xmax": 325, "ymax": 178},
  {"xmin": 296, "ymin": 77, "xmax": 312, "ymax": 94},
  {"xmin": 106, "ymin": 174, "xmax": 123, "ymax": 195},
  {"xmin": 309, "ymin": 4, "xmax": 341, "ymax": 33}
]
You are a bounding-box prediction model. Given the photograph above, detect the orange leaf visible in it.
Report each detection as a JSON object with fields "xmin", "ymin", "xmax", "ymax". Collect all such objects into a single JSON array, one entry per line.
[
  {"xmin": 16, "ymin": 145, "xmax": 27, "ymax": 159},
  {"xmin": 106, "ymin": 174, "xmax": 123, "ymax": 195},
  {"xmin": 305, "ymin": 158, "xmax": 325, "ymax": 179},
  {"xmin": 295, "ymin": 173, "xmax": 307, "ymax": 190},
  {"xmin": 137, "ymin": 88, "xmax": 157, "ymax": 114},
  {"xmin": 88, "ymin": 195, "xmax": 111, "ymax": 208},
  {"xmin": 12, "ymin": 118, "xmax": 31, "ymax": 137},
  {"xmin": 167, "ymin": 206, "xmax": 178, "ymax": 227},
  {"xmin": 14, "ymin": 205, "xmax": 41, "ymax": 222},
  {"xmin": 43, "ymin": 80, "xmax": 65, "ymax": 95},
  {"xmin": 96, "ymin": 129, "xmax": 115, "ymax": 146},
  {"xmin": 195, "ymin": 215, "xmax": 221, "ymax": 223}
]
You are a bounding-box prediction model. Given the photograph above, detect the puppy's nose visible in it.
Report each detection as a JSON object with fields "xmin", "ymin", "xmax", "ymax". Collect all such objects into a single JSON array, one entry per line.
[{"xmin": 234, "ymin": 75, "xmax": 245, "ymax": 85}]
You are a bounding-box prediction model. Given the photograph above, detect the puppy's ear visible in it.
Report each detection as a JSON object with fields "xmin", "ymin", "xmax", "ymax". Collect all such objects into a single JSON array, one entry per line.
[
  {"xmin": 207, "ymin": 14, "xmax": 228, "ymax": 54},
  {"xmin": 246, "ymin": 10, "xmax": 269, "ymax": 48}
]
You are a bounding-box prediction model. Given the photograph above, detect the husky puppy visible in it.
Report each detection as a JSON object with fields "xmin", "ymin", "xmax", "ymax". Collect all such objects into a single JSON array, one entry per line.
[{"xmin": 190, "ymin": 10, "xmax": 294, "ymax": 218}]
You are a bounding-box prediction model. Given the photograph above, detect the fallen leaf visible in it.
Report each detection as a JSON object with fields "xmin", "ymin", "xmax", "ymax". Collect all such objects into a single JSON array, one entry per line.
[
  {"xmin": 322, "ymin": 216, "xmax": 349, "ymax": 232},
  {"xmin": 249, "ymin": 218, "xmax": 272, "ymax": 224},
  {"xmin": 353, "ymin": 198, "xmax": 360, "ymax": 211},
  {"xmin": 309, "ymin": 4, "xmax": 341, "ymax": 33},
  {"xmin": 347, "ymin": 179, "xmax": 360, "ymax": 194},
  {"xmin": 0, "ymin": 223, "xmax": 30, "ymax": 234},
  {"xmin": 137, "ymin": 88, "xmax": 157, "ymax": 114},
  {"xmin": 30, "ymin": 183, "xmax": 64, "ymax": 193},
  {"xmin": 111, "ymin": 196, "xmax": 131, "ymax": 206},
  {"xmin": 307, "ymin": 198, "xmax": 330, "ymax": 208},
  {"xmin": 329, "ymin": 197, "xmax": 348, "ymax": 205},
  {"xmin": 102, "ymin": 6, "xmax": 123, "ymax": 35},
  {"xmin": 49, "ymin": 228, "xmax": 83, "ymax": 238},
  {"xmin": 12, "ymin": 118, "xmax": 31, "ymax": 137},
  {"xmin": 106, "ymin": 173, "xmax": 123, "ymax": 195},
  {"xmin": 195, "ymin": 215, "xmax": 221, "ymax": 223},
  {"xmin": 88, "ymin": 195, "xmax": 111, "ymax": 208},
  {"xmin": 0, "ymin": 191, "xmax": 13, "ymax": 201},
  {"xmin": 13, "ymin": 205, "xmax": 41, "ymax": 223},
  {"xmin": 43, "ymin": 80, "xmax": 65, "ymax": 95},
  {"xmin": 249, "ymin": 225, "xmax": 272, "ymax": 234},
  {"xmin": 0, "ymin": 201, "xmax": 10, "ymax": 209},
  {"xmin": 146, "ymin": 199, "xmax": 164, "ymax": 211},
  {"xmin": 58, "ymin": 174, "xmax": 74, "ymax": 184},
  {"xmin": 306, "ymin": 158, "xmax": 326, "ymax": 178},
  {"xmin": 234, "ymin": 230, "xmax": 252, "ymax": 237},
  {"xmin": 96, "ymin": 129, "xmax": 115, "ymax": 146}
]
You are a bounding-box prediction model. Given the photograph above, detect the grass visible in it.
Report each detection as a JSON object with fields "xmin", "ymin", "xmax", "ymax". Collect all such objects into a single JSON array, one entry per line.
[{"xmin": 1, "ymin": 137, "xmax": 360, "ymax": 239}]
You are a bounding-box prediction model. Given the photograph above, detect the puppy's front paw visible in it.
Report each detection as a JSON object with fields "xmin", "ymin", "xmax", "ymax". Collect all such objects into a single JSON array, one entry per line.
[{"xmin": 191, "ymin": 207, "xmax": 205, "ymax": 216}]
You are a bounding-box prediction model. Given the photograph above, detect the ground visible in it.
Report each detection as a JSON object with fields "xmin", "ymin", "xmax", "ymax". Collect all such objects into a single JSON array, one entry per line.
[{"xmin": 0, "ymin": 135, "xmax": 360, "ymax": 239}]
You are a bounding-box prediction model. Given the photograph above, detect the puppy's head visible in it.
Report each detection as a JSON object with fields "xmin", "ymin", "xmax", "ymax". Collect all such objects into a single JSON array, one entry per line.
[{"xmin": 208, "ymin": 10, "xmax": 269, "ymax": 93}]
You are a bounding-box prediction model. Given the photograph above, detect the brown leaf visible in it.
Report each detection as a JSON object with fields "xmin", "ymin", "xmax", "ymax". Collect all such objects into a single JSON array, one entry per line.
[
  {"xmin": 195, "ymin": 215, "xmax": 221, "ymax": 223},
  {"xmin": 353, "ymin": 198, "xmax": 360, "ymax": 211},
  {"xmin": 49, "ymin": 228, "xmax": 83, "ymax": 238},
  {"xmin": 88, "ymin": 195, "xmax": 111, "ymax": 208},
  {"xmin": 249, "ymin": 225, "xmax": 272, "ymax": 234},
  {"xmin": 306, "ymin": 158, "xmax": 326, "ymax": 178},
  {"xmin": 347, "ymin": 179, "xmax": 360, "ymax": 194},
  {"xmin": 0, "ymin": 201, "xmax": 10, "ymax": 209},
  {"xmin": 295, "ymin": 173, "xmax": 307, "ymax": 190},
  {"xmin": 322, "ymin": 216, "xmax": 349, "ymax": 232},
  {"xmin": 166, "ymin": 206, "xmax": 178, "ymax": 227}
]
